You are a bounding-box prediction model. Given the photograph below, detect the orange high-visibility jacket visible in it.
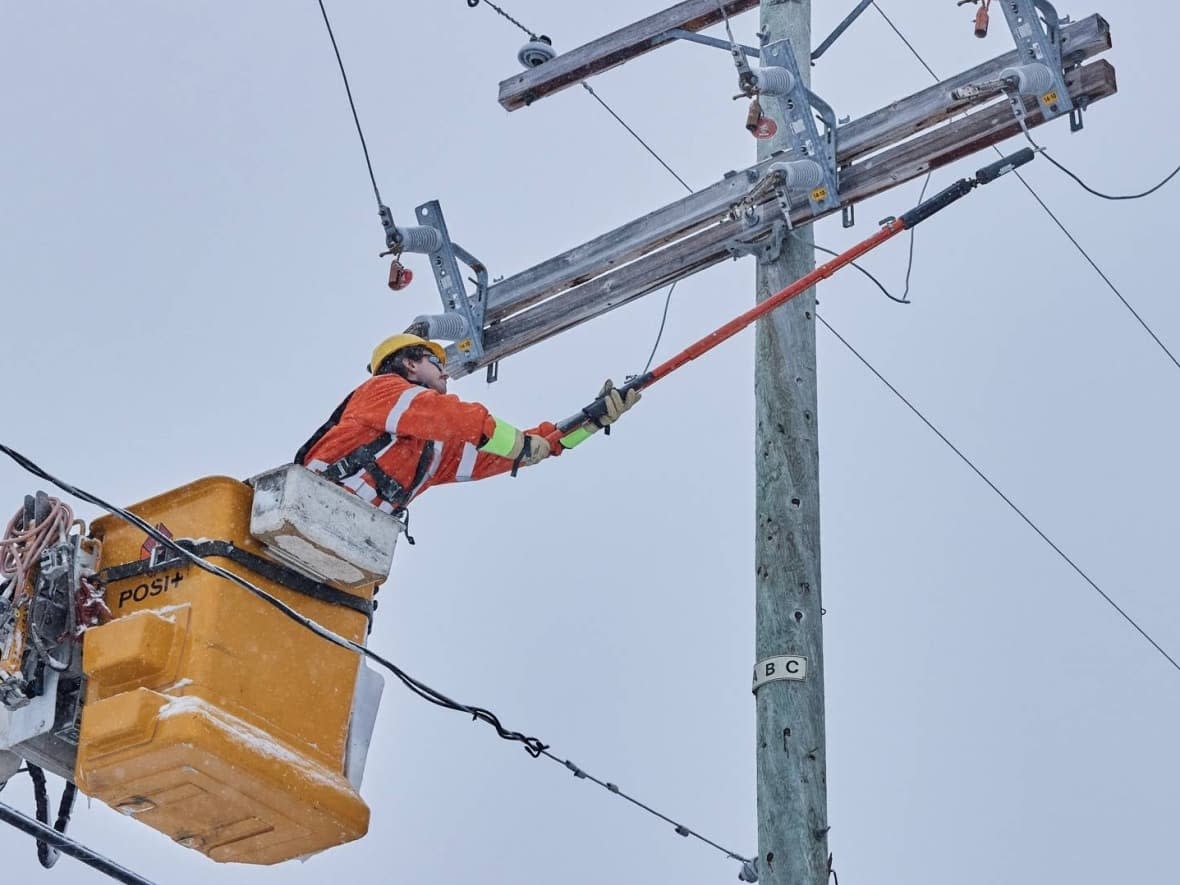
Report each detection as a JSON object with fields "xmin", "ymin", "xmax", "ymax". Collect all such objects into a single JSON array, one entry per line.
[{"xmin": 302, "ymin": 374, "xmax": 556, "ymax": 512}]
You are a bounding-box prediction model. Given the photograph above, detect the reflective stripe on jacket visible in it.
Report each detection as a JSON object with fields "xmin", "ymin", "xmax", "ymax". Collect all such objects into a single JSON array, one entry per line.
[{"xmin": 303, "ymin": 374, "xmax": 555, "ymax": 510}]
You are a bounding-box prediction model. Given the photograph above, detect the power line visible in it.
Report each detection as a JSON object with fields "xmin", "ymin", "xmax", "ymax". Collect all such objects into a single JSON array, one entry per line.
[
  {"xmin": 871, "ymin": 2, "xmax": 1180, "ymax": 372},
  {"xmin": 816, "ymin": 315, "xmax": 1180, "ymax": 675},
  {"xmin": 580, "ymin": 82, "xmax": 694, "ymax": 194},
  {"xmin": 870, "ymin": 2, "xmax": 939, "ymax": 81},
  {"xmin": 0, "ymin": 800, "xmax": 155, "ymax": 885},
  {"xmin": 316, "ymin": 0, "xmax": 385, "ymax": 210},
  {"xmin": 0, "ymin": 442, "xmax": 755, "ymax": 877},
  {"xmin": 467, "ymin": 0, "xmax": 536, "ymax": 40},
  {"xmin": 465, "ymin": 0, "xmax": 694, "ymax": 196},
  {"xmin": 539, "ymin": 749, "xmax": 757, "ymax": 877},
  {"xmin": 641, "ymin": 280, "xmax": 679, "ymax": 373},
  {"xmin": 1018, "ymin": 127, "xmax": 1180, "ymax": 201}
]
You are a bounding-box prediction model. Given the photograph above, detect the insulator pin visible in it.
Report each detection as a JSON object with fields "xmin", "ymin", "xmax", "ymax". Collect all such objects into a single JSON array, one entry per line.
[
  {"xmin": 999, "ymin": 63, "xmax": 1055, "ymax": 96},
  {"xmin": 394, "ymin": 226, "xmax": 444, "ymax": 254},
  {"xmin": 770, "ymin": 160, "xmax": 825, "ymax": 192},
  {"xmin": 411, "ymin": 313, "xmax": 470, "ymax": 341},
  {"xmin": 753, "ymin": 66, "xmax": 795, "ymax": 97}
]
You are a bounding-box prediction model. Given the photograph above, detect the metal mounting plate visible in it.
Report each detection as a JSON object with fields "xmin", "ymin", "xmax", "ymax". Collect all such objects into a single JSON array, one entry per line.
[
  {"xmin": 414, "ymin": 201, "xmax": 486, "ymax": 366},
  {"xmin": 998, "ymin": 0, "xmax": 1074, "ymax": 121},
  {"xmin": 759, "ymin": 39, "xmax": 840, "ymax": 217}
]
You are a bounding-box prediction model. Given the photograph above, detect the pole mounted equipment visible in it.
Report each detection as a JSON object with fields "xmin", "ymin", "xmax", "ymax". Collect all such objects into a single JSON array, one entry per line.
[
  {"xmin": 742, "ymin": 37, "xmax": 841, "ymax": 220},
  {"xmin": 961, "ymin": 0, "xmax": 1082, "ymax": 130},
  {"xmin": 545, "ymin": 149, "xmax": 1037, "ymax": 444},
  {"xmin": 397, "ymin": 201, "xmax": 493, "ymax": 379}
]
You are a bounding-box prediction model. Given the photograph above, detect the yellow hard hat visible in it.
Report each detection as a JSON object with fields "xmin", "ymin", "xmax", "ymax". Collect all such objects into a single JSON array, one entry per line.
[{"xmin": 368, "ymin": 334, "xmax": 447, "ymax": 375}]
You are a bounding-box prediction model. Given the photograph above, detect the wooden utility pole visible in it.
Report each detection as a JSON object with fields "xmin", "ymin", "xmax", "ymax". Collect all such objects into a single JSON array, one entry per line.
[
  {"xmin": 438, "ymin": 5, "xmax": 1115, "ymax": 880},
  {"xmin": 753, "ymin": 1, "xmax": 828, "ymax": 883}
]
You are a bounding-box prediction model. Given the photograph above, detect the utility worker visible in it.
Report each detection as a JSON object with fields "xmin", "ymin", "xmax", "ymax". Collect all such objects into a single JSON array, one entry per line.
[{"xmin": 295, "ymin": 334, "xmax": 639, "ymax": 516}]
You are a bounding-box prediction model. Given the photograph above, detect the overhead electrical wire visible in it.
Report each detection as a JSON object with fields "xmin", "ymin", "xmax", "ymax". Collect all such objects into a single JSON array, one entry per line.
[
  {"xmin": 0, "ymin": 442, "xmax": 755, "ymax": 876},
  {"xmin": 1017, "ymin": 126, "xmax": 1180, "ymax": 202},
  {"xmin": 0, "ymin": 799, "xmax": 155, "ymax": 885},
  {"xmin": 815, "ymin": 315, "xmax": 1180, "ymax": 675},
  {"xmin": 870, "ymin": 2, "xmax": 1180, "ymax": 373},
  {"xmin": 466, "ymin": 0, "xmax": 694, "ymax": 196},
  {"xmin": 465, "ymin": 0, "xmax": 537, "ymax": 40},
  {"xmin": 641, "ymin": 280, "xmax": 679, "ymax": 374},
  {"xmin": 580, "ymin": 81, "xmax": 695, "ymax": 194},
  {"xmin": 316, "ymin": 0, "xmax": 387, "ymax": 213}
]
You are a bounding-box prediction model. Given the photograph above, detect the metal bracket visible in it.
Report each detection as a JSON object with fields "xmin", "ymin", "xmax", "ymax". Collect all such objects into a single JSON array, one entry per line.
[
  {"xmin": 412, "ymin": 201, "xmax": 490, "ymax": 373},
  {"xmin": 724, "ymin": 214, "xmax": 787, "ymax": 265},
  {"xmin": 758, "ymin": 38, "xmax": 841, "ymax": 218},
  {"xmin": 996, "ymin": 0, "xmax": 1076, "ymax": 125},
  {"xmin": 663, "ymin": 27, "xmax": 759, "ymax": 59},
  {"xmin": 811, "ymin": 0, "xmax": 874, "ymax": 63}
]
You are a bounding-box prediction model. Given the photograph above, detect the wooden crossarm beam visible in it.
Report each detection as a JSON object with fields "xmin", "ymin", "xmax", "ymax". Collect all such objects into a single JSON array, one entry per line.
[
  {"xmin": 839, "ymin": 14, "xmax": 1110, "ymax": 164},
  {"xmin": 479, "ymin": 15, "xmax": 1110, "ymax": 330},
  {"xmin": 448, "ymin": 60, "xmax": 1116, "ymax": 377},
  {"xmin": 497, "ymin": 0, "xmax": 759, "ymax": 111}
]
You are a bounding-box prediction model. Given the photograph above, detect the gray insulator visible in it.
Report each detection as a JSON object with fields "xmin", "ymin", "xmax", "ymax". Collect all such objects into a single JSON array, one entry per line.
[
  {"xmin": 411, "ymin": 313, "xmax": 470, "ymax": 342},
  {"xmin": 394, "ymin": 225, "xmax": 444, "ymax": 254},
  {"xmin": 753, "ymin": 66, "xmax": 795, "ymax": 97},
  {"xmin": 770, "ymin": 160, "xmax": 825, "ymax": 192},
  {"xmin": 999, "ymin": 62, "xmax": 1056, "ymax": 96},
  {"xmin": 518, "ymin": 39, "xmax": 557, "ymax": 69}
]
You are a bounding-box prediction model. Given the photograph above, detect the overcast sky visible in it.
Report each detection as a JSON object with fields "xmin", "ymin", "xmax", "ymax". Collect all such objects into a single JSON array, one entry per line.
[{"xmin": 2, "ymin": 2, "xmax": 1177, "ymax": 883}]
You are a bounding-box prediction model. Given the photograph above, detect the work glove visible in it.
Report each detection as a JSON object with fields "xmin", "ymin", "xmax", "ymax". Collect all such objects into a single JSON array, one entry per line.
[
  {"xmin": 517, "ymin": 433, "xmax": 551, "ymax": 467},
  {"xmin": 594, "ymin": 379, "xmax": 640, "ymax": 428}
]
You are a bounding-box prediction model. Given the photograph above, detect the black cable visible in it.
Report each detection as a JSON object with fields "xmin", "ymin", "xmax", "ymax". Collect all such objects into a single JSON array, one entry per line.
[
  {"xmin": 871, "ymin": 1, "xmax": 1180, "ymax": 373},
  {"xmin": 641, "ymin": 281, "xmax": 679, "ymax": 374},
  {"xmin": 465, "ymin": 1, "xmax": 694, "ymax": 195},
  {"xmin": 27, "ymin": 764, "xmax": 74, "ymax": 870},
  {"xmin": 539, "ymin": 749, "xmax": 754, "ymax": 865},
  {"xmin": 901, "ymin": 172, "xmax": 932, "ymax": 300},
  {"xmin": 0, "ymin": 800, "xmax": 155, "ymax": 885},
  {"xmin": 317, "ymin": 0, "xmax": 386, "ymax": 210},
  {"xmin": 789, "ymin": 231, "xmax": 910, "ymax": 305},
  {"xmin": 580, "ymin": 83, "xmax": 695, "ymax": 194},
  {"xmin": 1020, "ymin": 129, "xmax": 1180, "ymax": 201},
  {"xmin": 817, "ymin": 314, "xmax": 1180, "ymax": 676},
  {"xmin": 870, "ymin": 2, "xmax": 939, "ymax": 81},
  {"xmin": 1008, "ymin": 167, "xmax": 1180, "ymax": 372},
  {"xmin": 0, "ymin": 442, "xmax": 546, "ymax": 757},
  {"xmin": 468, "ymin": 0, "xmax": 536, "ymax": 39}
]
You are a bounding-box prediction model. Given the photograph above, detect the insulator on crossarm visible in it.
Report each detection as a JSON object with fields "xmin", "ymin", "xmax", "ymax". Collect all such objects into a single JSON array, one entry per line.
[
  {"xmin": 411, "ymin": 313, "xmax": 470, "ymax": 341},
  {"xmin": 770, "ymin": 159, "xmax": 825, "ymax": 192},
  {"xmin": 518, "ymin": 35, "xmax": 556, "ymax": 68},
  {"xmin": 394, "ymin": 226, "xmax": 444, "ymax": 254},
  {"xmin": 753, "ymin": 66, "xmax": 795, "ymax": 97},
  {"xmin": 999, "ymin": 63, "xmax": 1055, "ymax": 96}
]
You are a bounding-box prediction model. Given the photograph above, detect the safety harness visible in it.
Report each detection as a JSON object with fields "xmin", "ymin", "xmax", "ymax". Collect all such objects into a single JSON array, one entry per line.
[{"xmin": 294, "ymin": 390, "xmax": 435, "ymax": 516}]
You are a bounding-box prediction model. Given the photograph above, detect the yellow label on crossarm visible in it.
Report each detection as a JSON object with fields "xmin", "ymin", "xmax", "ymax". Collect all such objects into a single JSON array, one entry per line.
[
  {"xmin": 457, "ymin": 339, "xmax": 473, "ymax": 353},
  {"xmin": 810, "ymin": 187, "xmax": 829, "ymax": 202},
  {"xmin": 1042, "ymin": 90, "xmax": 1059, "ymax": 105}
]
